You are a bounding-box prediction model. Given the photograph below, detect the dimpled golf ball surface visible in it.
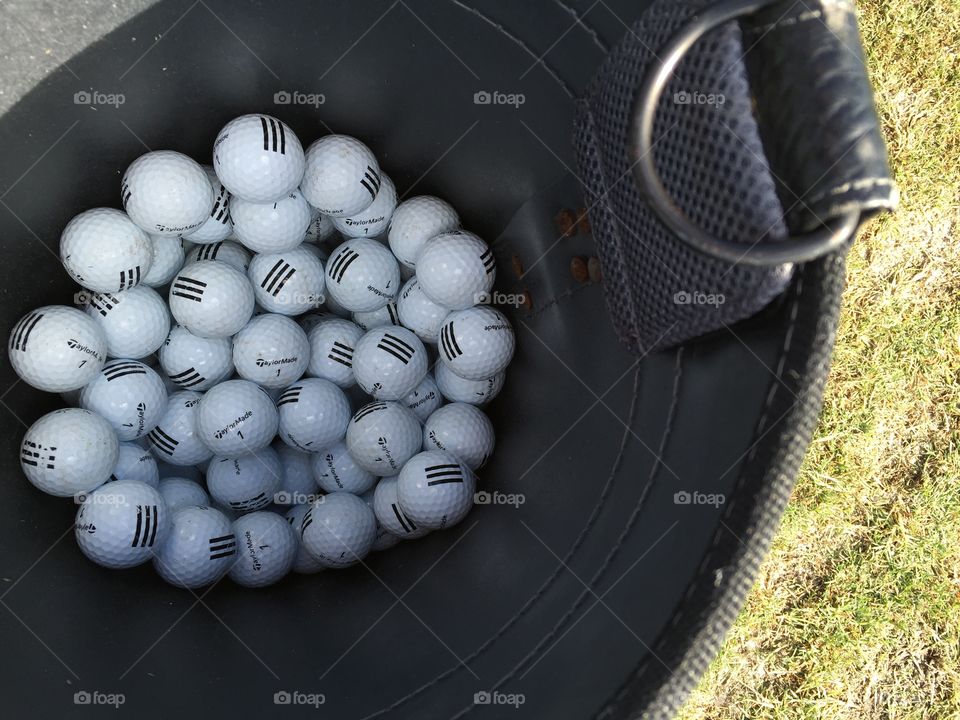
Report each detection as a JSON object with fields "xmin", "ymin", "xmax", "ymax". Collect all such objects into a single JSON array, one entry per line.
[
  {"xmin": 160, "ymin": 324, "xmax": 233, "ymax": 391},
  {"xmin": 273, "ymin": 442, "xmax": 318, "ymax": 505},
  {"xmin": 206, "ymin": 446, "xmax": 282, "ymax": 513},
  {"xmin": 142, "ymin": 234, "xmax": 185, "ymax": 287},
  {"xmin": 373, "ymin": 476, "xmax": 429, "ymax": 539},
  {"xmin": 285, "ymin": 504, "xmax": 326, "ymax": 573},
  {"xmin": 247, "ymin": 245, "xmax": 326, "ymax": 315},
  {"xmin": 153, "ymin": 506, "xmax": 236, "ymax": 588},
  {"xmin": 352, "ymin": 301, "xmax": 400, "ymax": 332},
  {"xmin": 186, "ymin": 240, "xmax": 251, "ymax": 272},
  {"xmin": 60, "ymin": 208, "xmax": 153, "ymax": 292},
  {"xmin": 332, "ymin": 173, "xmax": 397, "ymax": 238},
  {"xmin": 75, "ymin": 480, "xmax": 167, "ymax": 569},
  {"xmin": 112, "ymin": 442, "xmax": 159, "ymax": 486},
  {"xmin": 79, "ymin": 360, "xmax": 167, "ymax": 441},
  {"xmin": 300, "ymin": 492, "xmax": 376, "ymax": 568},
  {"xmin": 434, "ymin": 362, "xmax": 505, "ymax": 405},
  {"xmin": 352, "ymin": 326, "xmax": 428, "ymax": 400},
  {"xmin": 231, "ymin": 190, "xmax": 311, "ymax": 253},
  {"xmin": 277, "ymin": 378, "xmax": 351, "ymax": 453},
  {"xmin": 122, "ymin": 150, "xmax": 214, "ymax": 236},
  {"xmin": 184, "ymin": 166, "xmax": 233, "ymax": 244},
  {"xmin": 301, "ymin": 135, "xmax": 380, "ymax": 217},
  {"xmin": 306, "ymin": 317, "xmax": 363, "ymax": 388},
  {"xmin": 213, "ymin": 114, "xmax": 305, "ymax": 203},
  {"xmin": 21, "ymin": 408, "xmax": 119, "ymax": 497},
  {"xmin": 396, "ymin": 276, "xmax": 448, "ymax": 343},
  {"xmin": 9, "ymin": 305, "xmax": 107, "ymax": 391},
  {"xmin": 423, "ymin": 403, "xmax": 495, "ymax": 469},
  {"xmin": 146, "ymin": 391, "xmax": 213, "ymax": 466},
  {"xmin": 86, "ymin": 286, "xmax": 171, "ymax": 359},
  {"xmin": 197, "ymin": 380, "xmax": 278, "ymax": 455},
  {"xmin": 346, "ymin": 401, "xmax": 421, "ymax": 476},
  {"xmin": 416, "ymin": 230, "xmax": 496, "ymax": 310},
  {"xmin": 388, "ymin": 196, "xmax": 460, "ymax": 269},
  {"xmin": 228, "ymin": 511, "xmax": 297, "ymax": 587},
  {"xmin": 397, "ymin": 450, "xmax": 476, "ymax": 530},
  {"xmin": 439, "ymin": 306, "xmax": 515, "ymax": 380},
  {"xmin": 324, "ymin": 237, "xmax": 399, "ymax": 312},
  {"xmin": 232, "ymin": 314, "xmax": 309, "ymax": 389},
  {"xmin": 158, "ymin": 477, "xmax": 210, "ymax": 512},
  {"xmin": 169, "ymin": 260, "xmax": 255, "ymax": 338},
  {"xmin": 403, "ymin": 373, "xmax": 443, "ymax": 422},
  {"xmin": 311, "ymin": 440, "xmax": 376, "ymax": 494},
  {"xmin": 304, "ymin": 212, "xmax": 336, "ymax": 243}
]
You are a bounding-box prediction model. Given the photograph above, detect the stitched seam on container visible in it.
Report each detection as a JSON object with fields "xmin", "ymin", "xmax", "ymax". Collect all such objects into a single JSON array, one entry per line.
[
  {"xmin": 364, "ymin": 361, "xmax": 650, "ymax": 719},
  {"xmin": 801, "ymin": 177, "xmax": 896, "ymax": 206},
  {"xmin": 601, "ymin": 262, "xmax": 806, "ymax": 714},
  {"xmin": 454, "ymin": 348, "xmax": 684, "ymax": 719}
]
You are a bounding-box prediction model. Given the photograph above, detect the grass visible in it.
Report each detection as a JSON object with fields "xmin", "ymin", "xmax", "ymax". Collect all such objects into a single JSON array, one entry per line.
[{"xmin": 679, "ymin": 1, "xmax": 960, "ymax": 717}]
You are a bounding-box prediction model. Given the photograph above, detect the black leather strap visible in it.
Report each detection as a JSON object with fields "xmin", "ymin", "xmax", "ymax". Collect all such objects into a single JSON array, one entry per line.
[{"xmin": 743, "ymin": 0, "xmax": 898, "ymax": 232}]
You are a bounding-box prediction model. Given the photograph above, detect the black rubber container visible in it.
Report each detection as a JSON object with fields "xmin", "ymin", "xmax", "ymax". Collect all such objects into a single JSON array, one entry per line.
[{"xmin": 0, "ymin": 2, "xmax": 841, "ymax": 718}]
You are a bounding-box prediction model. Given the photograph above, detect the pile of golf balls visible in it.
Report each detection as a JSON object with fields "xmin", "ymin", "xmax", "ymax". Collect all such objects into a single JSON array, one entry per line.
[{"xmin": 10, "ymin": 114, "xmax": 515, "ymax": 589}]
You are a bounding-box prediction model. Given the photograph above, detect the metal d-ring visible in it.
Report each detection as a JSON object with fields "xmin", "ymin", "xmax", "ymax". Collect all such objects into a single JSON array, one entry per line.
[{"xmin": 629, "ymin": 0, "xmax": 860, "ymax": 266}]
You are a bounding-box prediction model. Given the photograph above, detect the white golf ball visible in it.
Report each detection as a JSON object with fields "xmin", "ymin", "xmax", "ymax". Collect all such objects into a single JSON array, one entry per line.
[
  {"xmin": 276, "ymin": 378, "xmax": 351, "ymax": 453},
  {"xmin": 153, "ymin": 506, "xmax": 237, "ymax": 588},
  {"xmin": 247, "ymin": 245, "xmax": 325, "ymax": 315},
  {"xmin": 388, "ymin": 195, "xmax": 460, "ymax": 269},
  {"xmin": 232, "ymin": 314, "xmax": 309, "ymax": 389},
  {"xmin": 396, "ymin": 450, "xmax": 475, "ymax": 530},
  {"xmin": 332, "ymin": 173, "xmax": 397, "ymax": 238},
  {"xmin": 142, "ymin": 234, "xmax": 185, "ymax": 287},
  {"xmin": 60, "ymin": 208, "xmax": 153, "ymax": 292},
  {"xmin": 402, "ymin": 373, "xmax": 443, "ymax": 422},
  {"xmin": 352, "ymin": 326, "xmax": 428, "ymax": 400},
  {"xmin": 206, "ymin": 446, "xmax": 282, "ymax": 513},
  {"xmin": 196, "ymin": 379, "xmax": 278, "ymax": 455},
  {"xmin": 213, "ymin": 114, "xmax": 305, "ymax": 203},
  {"xmin": 85, "ymin": 286, "xmax": 171, "ymax": 359},
  {"xmin": 345, "ymin": 401, "xmax": 421, "ymax": 476},
  {"xmin": 231, "ymin": 190, "xmax": 312, "ymax": 253},
  {"xmin": 79, "ymin": 359, "xmax": 167, "ymax": 441},
  {"xmin": 273, "ymin": 442, "xmax": 319, "ymax": 505},
  {"xmin": 20, "ymin": 408, "xmax": 118, "ymax": 497},
  {"xmin": 300, "ymin": 492, "xmax": 377, "ymax": 568},
  {"xmin": 311, "ymin": 440, "xmax": 376, "ymax": 495},
  {"xmin": 184, "ymin": 165, "xmax": 233, "ymax": 244},
  {"xmin": 9, "ymin": 305, "xmax": 106, "ymax": 391},
  {"xmin": 169, "ymin": 260, "xmax": 255, "ymax": 338},
  {"xmin": 111, "ymin": 441, "xmax": 160, "ymax": 486},
  {"xmin": 360, "ymin": 487, "xmax": 404, "ymax": 551},
  {"xmin": 372, "ymin": 476, "xmax": 430, "ymax": 539},
  {"xmin": 434, "ymin": 362, "xmax": 505, "ymax": 405},
  {"xmin": 146, "ymin": 390, "xmax": 213, "ymax": 466},
  {"xmin": 324, "ymin": 237, "xmax": 399, "ymax": 312},
  {"xmin": 416, "ymin": 230, "xmax": 496, "ymax": 310},
  {"xmin": 301, "ymin": 135, "xmax": 381, "ymax": 217},
  {"xmin": 158, "ymin": 477, "xmax": 210, "ymax": 512},
  {"xmin": 75, "ymin": 480, "xmax": 168, "ymax": 568},
  {"xmin": 185, "ymin": 240, "xmax": 251, "ymax": 272},
  {"xmin": 159, "ymin": 324, "xmax": 234, "ymax": 391},
  {"xmin": 229, "ymin": 510, "xmax": 297, "ymax": 587},
  {"xmin": 122, "ymin": 150, "xmax": 214, "ymax": 236},
  {"xmin": 303, "ymin": 212, "xmax": 336, "ymax": 244},
  {"xmin": 438, "ymin": 306, "xmax": 515, "ymax": 380},
  {"xmin": 306, "ymin": 316, "xmax": 363, "ymax": 388},
  {"xmin": 352, "ymin": 300, "xmax": 400, "ymax": 331},
  {"xmin": 396, "ymin": 276, "xmax": 448, "ymax": 343},
  {"xmin": 422, "ymin": 403, "xmax": 495, "ymax": 470},
  {"xmin": 285, "ymin": 504, "xmax": 326, "ymax": 573}
]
